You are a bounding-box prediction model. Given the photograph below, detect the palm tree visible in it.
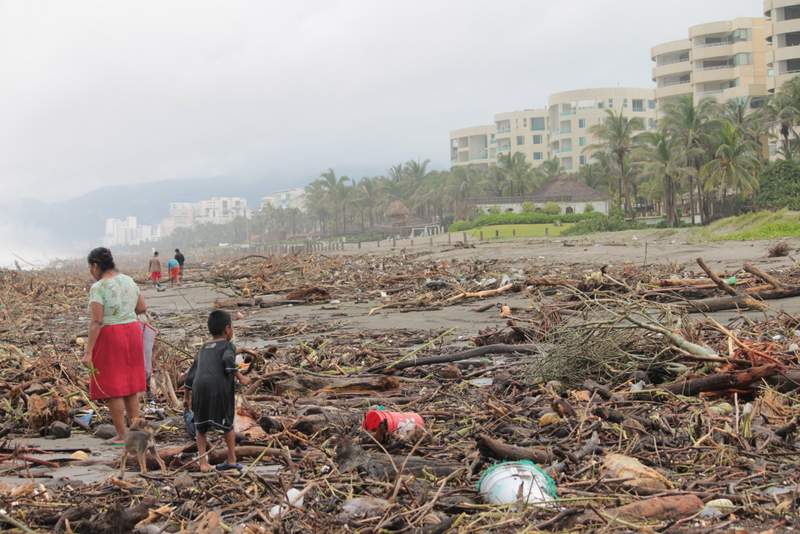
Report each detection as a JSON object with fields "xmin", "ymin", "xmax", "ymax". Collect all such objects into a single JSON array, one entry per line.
[
  {"xmin": 304, "ymin": 180, "xmax": 332, "ymax": 235},
  {"xmin": 539, "ymin": 157, "xmax": 563, "ymax": 181},
  {"xmin": 635, "ymin": 130, "xmax": 688, "ymax": 227},
  {"xmin": 497, "ymin": 152, "xmax": 534, "ymax": 196},
  {"xmin": 719, "ymin": 97, "xmax": 770, "ymax": 160},
  {"xmin": 578, "ymin": 152, "xmax": 612, "ymax": 192},
  {"xmin": 357, "ymin": 177, "xmax": 380, "ymax": 229},
  {"xmin": 701, "ymin": 121, "xmax": 760, "ymax": 202},
  {"xmin": 587, "ymin": 109, "xmax": 645, "ymax": 218},
  {"xmin": 448, "ymin": 166, "xmax": 482, "ymax": 219},
  {"xmin": 317, "ymin": 169, "xmax": 350, "ymax": 234},
  {"xmin": 767, "ymin": 76, "xmax": 800, "ymax": 159},
  {"xmin": 662, "ymin": 95, "xmax": 717, "ymax": 225}
]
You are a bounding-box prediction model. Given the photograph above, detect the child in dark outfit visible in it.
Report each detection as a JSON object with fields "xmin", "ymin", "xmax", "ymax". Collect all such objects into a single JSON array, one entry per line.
[{"xmin": 184, "ymin": 310, "xmax": 251, "ymax": 472}]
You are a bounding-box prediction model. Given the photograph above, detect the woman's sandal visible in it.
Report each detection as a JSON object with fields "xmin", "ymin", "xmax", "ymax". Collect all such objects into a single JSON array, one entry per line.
[{"xmin": 215, "ymin": 462, "xmax": 243, "ymax": 472}]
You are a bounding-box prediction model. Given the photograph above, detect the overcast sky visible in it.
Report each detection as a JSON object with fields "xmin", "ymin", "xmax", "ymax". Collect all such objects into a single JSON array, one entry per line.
[{"xmin": 1, "ymin": 0, "xmax": 760, "ymax": 203}]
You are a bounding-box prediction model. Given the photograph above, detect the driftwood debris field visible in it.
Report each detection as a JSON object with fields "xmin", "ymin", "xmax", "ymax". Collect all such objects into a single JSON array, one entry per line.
[{"xmin": 3, "ymin": 247, "xmax": 800, "ymax": 533}]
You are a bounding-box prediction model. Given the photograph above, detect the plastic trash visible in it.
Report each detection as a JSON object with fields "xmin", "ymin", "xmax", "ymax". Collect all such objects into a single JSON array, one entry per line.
[
  {"xmin": 73, "ymin": 410, "xmax": 93, "ymax": 430},
  {"xmin": 424, "ymin": 279, "xmax": 449, "ymax": 290},
  {"xmin": 142, "ymin": 322, "xmax": 157, "ymax": 381},
  {"xmin": 269, "ymin": 487, "xmax": 304, "ymax": 518},
  {"xmin": 477, "ymin": 460, "xmax": 557, "ymax": 505},
  {"xmin": 699, "ymin": 498, "xmax": 735, "ymax": 518},
  {"xmin": 603, "ymin": 454, "xmax": 672, "ymax": 490},
  {"xmin": 362, "ymin": 409, "xmax": 424, "ymax": 437},
  {"xmin": 726, "ymin": 276, "xmax": 737, "ymax": 285},
  {"xmin": 183, "ymin": 409, "xmax": 196, "ymax": 439}
]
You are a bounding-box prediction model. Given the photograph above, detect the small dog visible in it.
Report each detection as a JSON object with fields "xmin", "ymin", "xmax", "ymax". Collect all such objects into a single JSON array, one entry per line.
[{"xmin": 120, "ymin": 418, "xmax": 167, "ymax": 477}]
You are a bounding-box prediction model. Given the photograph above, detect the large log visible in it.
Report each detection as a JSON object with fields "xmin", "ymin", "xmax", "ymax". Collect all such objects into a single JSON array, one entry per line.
[
  {"xmin": 367, "ymin": 343, "xmax": 540, "ymax": 373},
  {"xmin": 685, "ymin": 286, "xmax": 800, "ymax": 313},
  {"xmin": 743, "ymin": 262, "xmax": 783, "ymax": 289},
  {"xmin": 663, "ymin": 364, "xmax": 778, "ymax": 396}
]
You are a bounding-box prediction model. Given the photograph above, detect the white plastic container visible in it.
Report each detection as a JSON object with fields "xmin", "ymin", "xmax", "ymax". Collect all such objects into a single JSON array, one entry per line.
[{"xmin": 477, "ymin": 461, "xmax": 556, "ymax": 505}]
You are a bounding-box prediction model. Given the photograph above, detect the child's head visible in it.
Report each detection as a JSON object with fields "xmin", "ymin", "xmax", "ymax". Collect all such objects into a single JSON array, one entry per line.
[{"xmin": 208, "ymin": 310, "xmax": 233, "ymax": 339}]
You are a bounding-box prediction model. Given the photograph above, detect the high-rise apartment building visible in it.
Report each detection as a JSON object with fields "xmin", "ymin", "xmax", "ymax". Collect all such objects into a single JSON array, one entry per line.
[
  {"xmin": 449, "ymin": 88, "xmax": 656, "ymax": 171},
  {"xmin": 652, "ymin": 18, "xmax": 769, "ymax": 109},
  {"xmin": 764, "ymin": 1, "xmax": 800, "ymax": 93},
  {"xmin": 548, "ymin": 89, "xmax": 657, "ymax": 172}
]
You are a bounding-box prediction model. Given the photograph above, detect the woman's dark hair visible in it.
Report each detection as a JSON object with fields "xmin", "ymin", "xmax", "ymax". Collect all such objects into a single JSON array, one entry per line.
[{"xmin": 87, "ymin": 247, "xmax": 116, "ymax": 273}]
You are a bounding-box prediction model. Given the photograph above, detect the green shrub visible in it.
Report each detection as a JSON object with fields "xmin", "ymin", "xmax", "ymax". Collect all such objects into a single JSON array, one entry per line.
[
  {"xmin": 757, "ymin": 160, "xmax": 800, "ymax": 210},
  {"xmin": 562, "ymin": 211, "xmax": 645, "ymax": 236},
  {"xmin": 543, "ymin": 202, "xmax": 561, "ymax": 215},
  {"xmin": 522, "ymin": 202, "xmax": 536, "ymax": 213},
  {"xmin": 487, "ymin": 206, "xmax": 501, "ymax": 215},
  {"xmin": 583, "ymin": 203, "xmax": 595, "ymax": 213}
]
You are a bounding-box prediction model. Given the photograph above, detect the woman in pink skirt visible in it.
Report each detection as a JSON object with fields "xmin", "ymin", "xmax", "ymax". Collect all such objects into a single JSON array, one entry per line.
[{"xmin": 84, "ymin": 247, "xmax": 148, "ymax": 444}]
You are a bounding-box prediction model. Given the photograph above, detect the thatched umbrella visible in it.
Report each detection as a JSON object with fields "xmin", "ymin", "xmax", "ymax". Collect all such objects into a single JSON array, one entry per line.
[{"xmin": 385, "ymin": 200, "xmax": 411, "ymax": 226}]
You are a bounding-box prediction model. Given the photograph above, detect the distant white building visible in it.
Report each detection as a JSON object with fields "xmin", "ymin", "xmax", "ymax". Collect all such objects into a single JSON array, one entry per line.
[
  {"xmin": 103, "ymin": 216, "xmax": 161, "ymax": 247},
  {"xmin": 160, "ymin": 197, "xmax": 250, "ymax": 236},
  {"xmin": 195, "ymin": 197, "xmax": 249, "ymax": 225},
  {"xmin": 260, "ymin": 188, "xmax": 306, "ymax": 211}
]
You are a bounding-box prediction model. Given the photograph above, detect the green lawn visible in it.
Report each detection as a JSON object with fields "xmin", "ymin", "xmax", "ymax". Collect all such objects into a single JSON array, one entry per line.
[
  {"xmin": 468, "ymin": 223, "xmax": 573, "ymax": 239},
  {"xmin": 691, "ymin": 210, "xmax": 800, "ymax": 241}
]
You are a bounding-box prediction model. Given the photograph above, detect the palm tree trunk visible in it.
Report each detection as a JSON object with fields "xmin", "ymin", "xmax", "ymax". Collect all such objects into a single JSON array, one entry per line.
[
  {"xmin": 688, "ymin": 175, "xmax": 696, "ymax": 226},
  {"xmin": 619, "ymin": 155, "xmax": 631, "ymax": 219}
]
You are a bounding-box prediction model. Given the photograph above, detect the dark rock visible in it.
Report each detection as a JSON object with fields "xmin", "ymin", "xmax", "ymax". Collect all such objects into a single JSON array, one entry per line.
[
  {"xmin": 50, "ymin": 421, "xmax": 71, "ymax": 439},
  {"xmin": 94, "ymin": 424, "xmax": 117, "ymax": 440}
]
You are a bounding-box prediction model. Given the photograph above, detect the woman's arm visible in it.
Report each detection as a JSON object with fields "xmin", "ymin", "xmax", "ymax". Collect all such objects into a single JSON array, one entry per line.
[
  {"xmin": 84, "ymin": 302, "xmax": 104, "ymax": 364},
  {"xmin": 135, "ymin": 293, "xmax": 147, "ymax": 315}
]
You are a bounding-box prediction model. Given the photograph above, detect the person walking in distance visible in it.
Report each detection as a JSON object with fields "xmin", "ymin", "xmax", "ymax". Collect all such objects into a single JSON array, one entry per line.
[
  {"xmin": 148, "ymin": 252, "xmax": 162, "ymax": 288},
  {"xmin": 175, "ymin": 248, "xmax": 186, "ymax": 277}
]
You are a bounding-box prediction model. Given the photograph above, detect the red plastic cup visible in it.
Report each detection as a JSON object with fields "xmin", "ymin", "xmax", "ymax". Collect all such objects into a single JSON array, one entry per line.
[{"xmin": 363, "ymin": 410, "xmax": 424, "ymax": 433}]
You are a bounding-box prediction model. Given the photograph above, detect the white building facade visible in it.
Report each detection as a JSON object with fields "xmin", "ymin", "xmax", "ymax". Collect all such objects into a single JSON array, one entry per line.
[
  {"xmin": 103, "ymin": 217, "xmax": 161, "ymax": 247},
  {"xmin": 260, "ymin": 188, "xmax": 306, "ymax": 211}
]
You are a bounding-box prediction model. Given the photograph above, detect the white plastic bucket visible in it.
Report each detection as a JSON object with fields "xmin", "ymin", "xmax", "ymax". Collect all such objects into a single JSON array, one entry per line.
[{"xmin": 477, "ymin": 461, "xmax": 556, "ymax": 505}]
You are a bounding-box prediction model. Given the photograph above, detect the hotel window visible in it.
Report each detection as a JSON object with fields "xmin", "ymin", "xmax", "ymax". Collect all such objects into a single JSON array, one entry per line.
[
  {"xmin": 516, "ymin": 136, "xmax": 525, "ymax": 145},
  {"xmin": 623, "ymin": 98, "xmax": 629, "ymax": 108},
  {"xmin": 608, "ymin": 98, "xmax": 614, "ymax": 108},
  {"xmin": 523, "ymin": 118, "xmax": 527, "ymax": 127},
  {"xmin": 532, "ymin": 135, "xmax": 543, "ymax": 144},
  {"xmin": 733, "ymin": 53, "xmax": 752, "ymax": 66},
  {"xmin": 579, "ymin": 137, "xmax": 587, "ymax": 147},
  {"xmin": 648, "ymin": 99, "xmax": 656, "ymax": 110},
  {"xmin": 579, "ymin": 155, "xmax": 587, "ymax": 165},
  {"xmin": 632, "ymin": 99, "xmax": 644, "ymax": 112},
  {"xmin": 533, "ymin": 152, "xmax": 544, "ymax": 160},
  {"xmin": 732, "ymin": 28, "xmax": 751, "ymax": 42},
  {"xmin": 531, "ymin": 117, "xmax": 546, "ymax": 131},
  {"xmin": 578, "ymin": 118, "xmax": 587, "ymax": 128}
]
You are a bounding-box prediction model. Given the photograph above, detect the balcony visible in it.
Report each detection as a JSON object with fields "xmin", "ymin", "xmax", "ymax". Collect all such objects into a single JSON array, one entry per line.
[
  {"xmin": 693, "ymin": 66, "xmax": 737, "ymax": 84},
  {"xmin": 651, "ymin": 39, "xmax": 692, "ymax": 59},
  {"xmin": 656, "ymin": 83, "xmax": 694, "ymax": 99},
  {"xmin": 776, "ymin": 43, "xmax": 800, "ymax": 61},
  {"xmin": 653, "ymin": 61, "xmax": 692, "ymax": 79},
  {"xmin": 496, "ymin": 127, "xmax": 510, "ymax": 134}
]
